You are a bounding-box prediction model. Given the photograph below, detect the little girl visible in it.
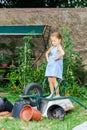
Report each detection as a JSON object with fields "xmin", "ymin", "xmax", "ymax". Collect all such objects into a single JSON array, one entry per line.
[{"xmin": 45, "ymin": 32, "xmax": 65, "ymax": 98}]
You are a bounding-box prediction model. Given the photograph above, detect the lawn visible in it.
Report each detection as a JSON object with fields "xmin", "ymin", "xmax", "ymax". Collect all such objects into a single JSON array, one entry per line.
[{"xmin": 0, "ymin": 88, "xmax": 87, "ymax": 130}]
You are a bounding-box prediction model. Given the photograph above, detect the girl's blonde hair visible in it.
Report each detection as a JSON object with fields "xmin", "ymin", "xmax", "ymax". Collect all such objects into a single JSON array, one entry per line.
[{"xmin": 50, "ymin": 32, "xmax": 62, "ymax": 44}]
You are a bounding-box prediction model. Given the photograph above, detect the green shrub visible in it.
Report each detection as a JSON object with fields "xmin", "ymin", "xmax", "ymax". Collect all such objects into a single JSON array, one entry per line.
[
  {"xmin": 7, "ymin": 35, "xmax": 33, "ymax": 89},
  {"xmin": 61, "ymin": 27, "xmax": 87, "ymax": 96}
]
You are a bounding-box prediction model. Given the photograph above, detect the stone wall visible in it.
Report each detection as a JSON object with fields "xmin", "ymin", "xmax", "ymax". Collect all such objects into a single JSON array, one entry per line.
[{"xmin": 0, "ymin": 8, "xmax": 87, "ymax": 69}]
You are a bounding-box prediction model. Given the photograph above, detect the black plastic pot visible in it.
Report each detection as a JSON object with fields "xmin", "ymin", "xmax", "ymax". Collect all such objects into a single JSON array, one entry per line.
[
  {"xmin": 0, "ymin": 97, "xmax": 13, "ymax": 112},
  {"xmin": 3, "ymin": 98, "xmax": 13, "ymax": 112},
  {"xmin": 12, "ymin": 99, "xmax": 30, "ymax": 118},
  {"xmin": 47, "ymin": 104, "xmax": 65, "ymax": 120},
  {"xmin": 0, "ymin": 97, "xmax": 5, "ymax": 112}
]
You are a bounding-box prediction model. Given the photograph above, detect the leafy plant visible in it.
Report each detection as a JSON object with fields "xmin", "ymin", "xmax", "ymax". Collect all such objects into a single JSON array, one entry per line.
[
  {"xmin": 60, "ymin": 27, "xmax": 87, "ymax": 96},
  {"xmin": 0, "ymin": 42, "xmax": 15, "ymax": 65},
  {"xmin": 0, "ymin": 43, "xmax": 9, "ymax": 50},
  {"xmin": 0, "ymin": 53, "xmax": 11, "ymax": 64},
  {"xmin": 7, "ymin": 35, "xmax": 34, "ymax": 89},
  {"xmin": 61, "ymin": 27, "xmax": 87, "ymax": 85}
]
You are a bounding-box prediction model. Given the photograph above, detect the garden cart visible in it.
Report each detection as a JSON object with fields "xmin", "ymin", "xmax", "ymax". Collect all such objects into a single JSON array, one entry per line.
[{"xmin": 20, "ymin": 78, "xmax": 87, "ymax": 120}]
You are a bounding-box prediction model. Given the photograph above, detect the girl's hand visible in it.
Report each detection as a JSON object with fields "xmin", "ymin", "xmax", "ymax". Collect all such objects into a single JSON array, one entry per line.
[
  {"xmin": 54, "ymin": 45, "xmax": 65, "ymax": 61},
  {"xmin": 46, "ymin": 57, "xmax": 49, "ymax": 62},
  {"xmin": 54, "ymin": 57, "xmax": 58, "ymax": 61}
]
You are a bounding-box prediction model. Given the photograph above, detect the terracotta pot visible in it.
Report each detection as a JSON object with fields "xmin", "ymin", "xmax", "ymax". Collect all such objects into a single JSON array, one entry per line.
[
  {"xmin": 32, "ymin": 107, "xmax": 42, "ymax": 121},
  {"xmin": 20, "ymin": 105, "xmax": 42, "ymax": 122},
  {"xmin": 2, "ymin": 63, "xmax": 8, "ymax": 68}
]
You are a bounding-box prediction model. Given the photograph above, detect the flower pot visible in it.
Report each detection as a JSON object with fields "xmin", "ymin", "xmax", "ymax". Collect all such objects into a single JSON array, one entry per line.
[
  {"xmin": 20, "ymin": 105, "xmax": 42, "ymax": 122},
  {"xmin": 3, "ymin": 98, "xmax": 13, "ymax": 112},
  {"xmin": 12, "ymin": 100, "xmax": 30, "ymax": 118},
  {"xmin": 2, "ymin": 63, "xmax": 8, "ymax": 68},
  {"xmin": 0, "ymin": 97, "xmax": 5, "ymax": 112},
  {"xmin": 32, "ymin": 107, "xmax": 42, "ymax": 121},
  {"xmin": 47, "ymin": 105, "xmax": 65, "ymax": 120}
]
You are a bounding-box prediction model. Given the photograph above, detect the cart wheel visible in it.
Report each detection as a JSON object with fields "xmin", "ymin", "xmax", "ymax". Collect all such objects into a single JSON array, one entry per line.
[
  {"xmin": 47, "ymin": 105, "xmax": 65, "ymax": 120},
  {"xmin": 24, "ymin": 83, "xmax": 43, "ymax": 107}
]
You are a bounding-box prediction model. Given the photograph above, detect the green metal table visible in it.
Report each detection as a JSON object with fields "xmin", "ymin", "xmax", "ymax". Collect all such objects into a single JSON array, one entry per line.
[{"xmin": 0, "ymin": 25, "xmax": 50, "ymax": 49}]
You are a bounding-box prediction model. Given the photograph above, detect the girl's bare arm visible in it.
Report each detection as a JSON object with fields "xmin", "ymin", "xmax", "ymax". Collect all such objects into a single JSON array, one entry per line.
[
  {"xmin": 55, "ymin": 45, "xmax": 65, "ymax": 61},
  {"xmin": 45, "ymin": 47, "xmax": 52, "ymax": 61}
]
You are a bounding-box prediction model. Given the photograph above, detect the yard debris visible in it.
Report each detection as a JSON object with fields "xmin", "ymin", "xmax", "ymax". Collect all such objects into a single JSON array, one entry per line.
[
  {"xmin": 1, "ymin": 128, "xmax": 5, "ymax": 130},
  {"xmin": 0, "ymin": 111, "xmax": 14, "ymax": 120},
  {"xmin": 0, "ymin": 111, "xmax": 10, "ymax": 116}
]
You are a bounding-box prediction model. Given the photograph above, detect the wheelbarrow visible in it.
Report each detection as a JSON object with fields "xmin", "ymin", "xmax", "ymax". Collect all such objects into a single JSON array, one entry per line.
[{"xmin": 20, "ymin": 78, "xmax": 87, "ymax": 120}]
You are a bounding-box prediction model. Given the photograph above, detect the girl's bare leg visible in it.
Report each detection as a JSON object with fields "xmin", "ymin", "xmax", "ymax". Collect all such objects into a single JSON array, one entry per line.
[
  {"xmin": 52, "ymin": 77, "xmax": 60, "ymax": 96},
  {"xmin": 48, "ymin": 77, "xmax": 54, "ymax": 97}
]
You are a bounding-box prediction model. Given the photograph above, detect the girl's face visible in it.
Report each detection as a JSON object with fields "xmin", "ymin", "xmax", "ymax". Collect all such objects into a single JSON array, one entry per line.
[{"xmin": 50, "ymin": 36, "xmax": 61, "ymax": 47}]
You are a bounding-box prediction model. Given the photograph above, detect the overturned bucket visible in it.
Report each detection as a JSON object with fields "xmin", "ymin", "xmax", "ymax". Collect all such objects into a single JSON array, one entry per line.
[
  {"xmin": 47, "ymin": 104, "xmax": 65, "ymax": 120},
  {"xmin": 20, "ymin": 105, "xmax": 42, "ymax": 122}
]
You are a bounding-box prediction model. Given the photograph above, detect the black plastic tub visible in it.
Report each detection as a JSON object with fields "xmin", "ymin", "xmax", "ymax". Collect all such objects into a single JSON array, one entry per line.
[{"xmin": 12, "ymin": 99, "xmax": 30, "ymax": 118}]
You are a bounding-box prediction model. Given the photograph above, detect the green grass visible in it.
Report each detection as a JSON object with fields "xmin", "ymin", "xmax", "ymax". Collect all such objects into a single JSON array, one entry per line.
[{"xmin": 0, "ymin": 88, "xmax": 87, "ymax": 130}]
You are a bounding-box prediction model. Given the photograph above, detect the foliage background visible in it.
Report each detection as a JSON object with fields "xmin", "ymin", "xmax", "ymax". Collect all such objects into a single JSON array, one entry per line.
[{"xmin": 0, "ymin": 0, "xmax": 87, "ymax": 8}]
